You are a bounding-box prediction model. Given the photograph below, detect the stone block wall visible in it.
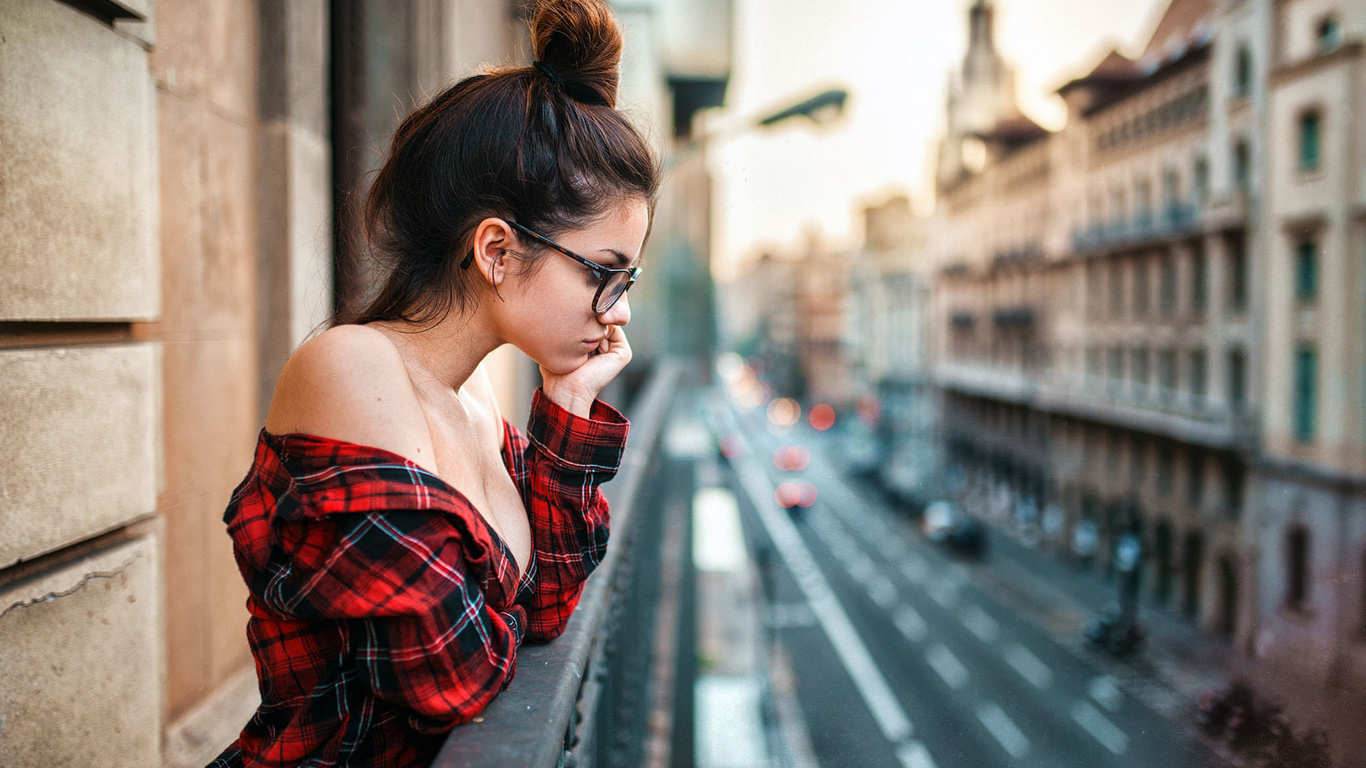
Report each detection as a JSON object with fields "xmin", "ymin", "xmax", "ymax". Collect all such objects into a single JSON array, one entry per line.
[{"xmin": 0, "ymin": 2, "xmax": 165, "ymax": 766}]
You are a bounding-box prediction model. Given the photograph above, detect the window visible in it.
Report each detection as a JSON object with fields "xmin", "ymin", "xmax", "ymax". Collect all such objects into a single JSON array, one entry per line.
[
  {"xmin": 1235, "ymin": 45, "xmax": 1253, "ymax": 98},
  {"xmin": 1296, "ymin": 238, "xmax": 1319, "ymax": 302},
  {"xmin": 1162, "ymin": 168, "xmax": 1180, "ymax": 208},
  {"xmin": 1133, "ymin": 347, "xmax": 1151, "ymax": 397},
  {"xmin": 1130, "ymin": 437, "xmax": 1147, "ymax": 486},
  {"xmin": 1224, "ymin": 460, "xmax": 1245, "ymax": 517},
  {"xmin": 1192, "ymin": 247, "xmax": 1208, "ymax": 314},
  {"xmin": 1087, "ymin": 262, "xmax": 1102, "ymax": 315},
  {"xmin": 1194, "ymin": 155, "xmax": 1210, "ymax": 202},
  {"xmin": 1286, "ymin": 526, "xmax": 1310, "ymax": 611},
  {"xmin": 1227, "ymin": 232, "xmax": 1248, "ymax": 311},
  {"xmin": 1086, "ymin": 346, "xmax": 1101, "ymax": 382},
  {"xmin": 1157, "ymin": 444, "xmax": 1174, "ymax": 495},
  {"xmin": 1188, "ymin": 451, "xmax": 1205, "ymax": 507},
  {"xmin": 1360, "ymin": 549, "xmax": 1366, "ymax": 637},
  {"xmin": 1133, "ymin": 259, "xmax": 1150, "ymax": 316},
  {"xmin": 1110, "ymin": 262, "xmax": 1125, "ymax": 317},
  {"xmin": 1160, "ymin": 256, "xmax": 1178, "ymax": 314},
  {"xmin": 1136, "ymin": 179, "xmax": 1153, "ymax": 227},
  {"xmin": 1108, "ymin": 346, "xmax": 1124, "ymax": 383},
  {"xmin": 1190, "ymin": 348, "xmax": 1208, "ymax": 408},
  {"xmin": 1228, "ymin": 348, "xmax": 1247, "ymax": 412},
  {"xmin": 1300, "ymin": 111, "xmax": 1322, "ymax": 172},
  {"xmin": 1159, "ymin": 349, "xmax": 1178, "ymax": 402},
  {"xmin": 1234, "ymin": 139, "xmax": 1251, "ymax": 191},
  {"xmin": 1318, "ymin": 16, "xmax": 1342, "ymax": 54},
  {"xmin": 1295, "ymin": 344, "xmax": 1318, "ymax": 442}
]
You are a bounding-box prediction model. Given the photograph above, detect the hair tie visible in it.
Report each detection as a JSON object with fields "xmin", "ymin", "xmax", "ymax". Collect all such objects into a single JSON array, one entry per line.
[
  {"xmin": 533, "ymin": 60, "xmax": 567, "ymax": 90},
  {"xmin": 532, "ymin": 60, "xmax": 609, "ymax": 106}
]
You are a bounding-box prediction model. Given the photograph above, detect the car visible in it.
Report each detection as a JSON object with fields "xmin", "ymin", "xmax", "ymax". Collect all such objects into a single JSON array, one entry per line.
[{"xmin": 921, "ymin": 500, "xmax": 988, "ymax": 558}]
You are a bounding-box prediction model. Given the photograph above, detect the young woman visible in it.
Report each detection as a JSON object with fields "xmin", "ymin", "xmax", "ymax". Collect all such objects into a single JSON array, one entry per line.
[{"xmin": 209, "ymin": 1, "xmax": 658, "ymax": 765}]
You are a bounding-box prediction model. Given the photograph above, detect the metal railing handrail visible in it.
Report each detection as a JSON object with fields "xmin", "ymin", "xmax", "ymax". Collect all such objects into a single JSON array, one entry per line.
[{"xmin": 433, "ymin": 358, "xmax": 683, "ymax": 768}]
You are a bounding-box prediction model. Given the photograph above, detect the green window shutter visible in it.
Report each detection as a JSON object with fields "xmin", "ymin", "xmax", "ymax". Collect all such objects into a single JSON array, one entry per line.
[
  {"xmin": 1296, "ymin": 239, "xmax": 1319, "ymax": 301},
  {"xmin": 1295, "ymin": 346, "xmax": 1318, "ymax": 442},
  {"xmin": 1300, "ymin": 112, "xmax": 1321, "ymax": 171}
]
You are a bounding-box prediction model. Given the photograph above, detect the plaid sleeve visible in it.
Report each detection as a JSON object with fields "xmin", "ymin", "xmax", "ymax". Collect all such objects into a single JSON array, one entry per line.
[
  {"xmin": 503, "ymin": 388, "xmax": 629, "ymax": 641},
  {"xmin": 270, "ymin": 509, "xmax": 527, "ymax": 733}
]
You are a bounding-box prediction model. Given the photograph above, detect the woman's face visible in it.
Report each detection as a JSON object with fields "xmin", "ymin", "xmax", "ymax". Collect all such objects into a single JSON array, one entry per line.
[{"xmin": 500, "ymin": 197, "xmax": 650, "ymax": 374}]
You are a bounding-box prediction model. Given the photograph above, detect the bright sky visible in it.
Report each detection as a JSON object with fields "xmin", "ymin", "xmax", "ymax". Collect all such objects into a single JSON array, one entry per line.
[{"xmin": 711, "ymin": 0, "xmax": 1168, "ymax": 280}]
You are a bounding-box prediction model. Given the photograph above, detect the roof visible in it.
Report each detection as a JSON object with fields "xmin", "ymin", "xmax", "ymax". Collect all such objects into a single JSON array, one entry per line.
[
  {"xmin": 978, "ymin": 112, "xmax": 1050, "ymax": 150},
  {"xmin": 1057, "ymin": 49, "xmax": 1140, "ymax": 94},
  {"xmin": 1141, "ymin": 0, "xmax": 1214, "ymax": 62}
]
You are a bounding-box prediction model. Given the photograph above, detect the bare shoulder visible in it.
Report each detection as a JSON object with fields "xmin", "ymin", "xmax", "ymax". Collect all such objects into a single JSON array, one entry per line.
[{"xmin": 264, "ymin": 324, "xmax": 436, "ymax": 468}]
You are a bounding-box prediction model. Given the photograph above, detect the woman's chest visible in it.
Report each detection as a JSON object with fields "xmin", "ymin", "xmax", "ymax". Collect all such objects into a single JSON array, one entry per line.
[{"xmin": 422, "ymin": 404, "xmax": 532, "ymax": 577}]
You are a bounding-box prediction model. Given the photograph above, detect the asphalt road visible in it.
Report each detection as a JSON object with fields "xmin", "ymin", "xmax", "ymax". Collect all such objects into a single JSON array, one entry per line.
[{"xmin": 709, "ymin": 395, "xmax": 1221, "ymax": 768}]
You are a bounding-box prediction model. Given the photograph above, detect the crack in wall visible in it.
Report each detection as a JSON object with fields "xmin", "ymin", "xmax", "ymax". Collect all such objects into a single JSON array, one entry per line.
[{"xmin": 0, "ymin": 553, "xmax": 143, "ymax": 622}]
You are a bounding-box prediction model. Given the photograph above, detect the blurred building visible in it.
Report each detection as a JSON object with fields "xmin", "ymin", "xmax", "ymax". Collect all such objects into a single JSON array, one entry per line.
[
  {"xmin": 795, "ymin": 236, "xmax": 857, "ymax": 406},
  {"xmin": 0, "ymin": 1, "xmax": 729, "ymax": 766},
  {"xmin": 929, "ymin": 0, "xmax": 1366, "ymax": 699},
  {"xmin": 848, "ymin": 197, "xmax": 941, "ymax": 504}
]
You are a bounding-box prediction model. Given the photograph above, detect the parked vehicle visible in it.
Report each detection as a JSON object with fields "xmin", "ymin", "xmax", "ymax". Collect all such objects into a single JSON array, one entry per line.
[
  {"xmin": 921, "ymin": 500, "xmax": 988, "ymax": 558},
  {"xmin": 1083, "ymin": 603, "xmax": 1146, "ymax": 657}
]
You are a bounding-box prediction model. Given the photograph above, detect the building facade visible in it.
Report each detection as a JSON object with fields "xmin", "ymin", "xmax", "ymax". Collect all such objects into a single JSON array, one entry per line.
[{"xmin": 929, "ymin": 0, "xmax": 1366, "ymax": 705}]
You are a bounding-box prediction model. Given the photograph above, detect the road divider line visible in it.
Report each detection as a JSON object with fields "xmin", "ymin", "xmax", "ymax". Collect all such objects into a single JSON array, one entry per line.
[
  {"xmin": 962, "ymin": 606, "xmax": 1000, "ymax": 643},
  {"xmin": 929, "ymin": 582, "xmax": 958, "ymax": 607},
  {"xmin": 1003, "ymin": 643, "xmax": 1053, "ymax": 690},
  {"xmin": 926, "ymin": 644, "xmax": 969, "ymax": 690},
  {"xmin": 894, "ymin": 605, "xmax": 928, "ymax": 643},
  {"xmin": 976, "ymin": 702, "xmax": 1030, "ymax": 759},
  {"xmin": 1072, "ymin": 701, "xmax": 1129, "ymax": 755},
  {"xmin": 732, "ymin": 436, "xmax": 915, "ymax": 744},
  {"xmin": 1087, "ymin": 676, "xmax": 1123, "ymax": 712},
  {"xmin": 869, "ymin": 576, "xmax": 898, "ymax": 609},
  {"xmin": 896, "ymin": 741, "xmax": 939, "ymax": 768}
]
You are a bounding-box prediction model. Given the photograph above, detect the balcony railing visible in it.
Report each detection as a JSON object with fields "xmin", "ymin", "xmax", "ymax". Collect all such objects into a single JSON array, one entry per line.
[
  {"xmin": 1071, "ymin": 202, "xmax": 1201, "ymax": 253},
  {"xmin": 434, "ymin": 359, "xmax": 682, "ymax": 768}
]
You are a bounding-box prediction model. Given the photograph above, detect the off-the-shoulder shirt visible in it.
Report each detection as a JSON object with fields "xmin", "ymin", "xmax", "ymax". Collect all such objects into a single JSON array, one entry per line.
[{"xmin": 208, "ymin": 389, "xmax": 629, "ymax": 768}]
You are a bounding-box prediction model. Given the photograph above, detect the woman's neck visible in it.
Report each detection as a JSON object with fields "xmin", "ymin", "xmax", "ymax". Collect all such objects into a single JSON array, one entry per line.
[{"xmin": 371, "ymin": 310, "xmax": 503, "ymax": 392}]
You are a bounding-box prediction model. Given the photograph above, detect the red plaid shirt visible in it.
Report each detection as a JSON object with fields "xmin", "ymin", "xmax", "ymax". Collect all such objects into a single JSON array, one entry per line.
[{"xmin": 209, "ymin": 390, "xmax": 628, "ymax": 768}]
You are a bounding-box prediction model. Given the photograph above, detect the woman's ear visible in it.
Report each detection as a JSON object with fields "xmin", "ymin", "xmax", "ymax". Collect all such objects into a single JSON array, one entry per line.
[{"xmin": 468, "ymin": 218, "xmax": 515, "ymax": 286}]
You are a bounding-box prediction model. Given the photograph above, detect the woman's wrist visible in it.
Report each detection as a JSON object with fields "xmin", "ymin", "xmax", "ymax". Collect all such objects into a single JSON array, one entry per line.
[{"xmin": 542, "ymin": 385, "xmax": 595, "ymax": 418}]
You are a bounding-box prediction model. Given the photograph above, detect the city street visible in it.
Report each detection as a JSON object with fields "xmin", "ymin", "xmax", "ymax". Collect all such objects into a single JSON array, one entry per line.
[{"xmin": 705, "ymin": 393, "xmax": 1222, "ymax": 768}]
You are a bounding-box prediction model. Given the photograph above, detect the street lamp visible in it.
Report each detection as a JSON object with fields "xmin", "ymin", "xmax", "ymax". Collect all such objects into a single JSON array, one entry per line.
[
  {"xmin": 665, "ymin": 86, "xmax": 851, "ymax": 171},
  {"xmin": 756, "ymin": 87, "xmax": 848, "ymax": 128}
]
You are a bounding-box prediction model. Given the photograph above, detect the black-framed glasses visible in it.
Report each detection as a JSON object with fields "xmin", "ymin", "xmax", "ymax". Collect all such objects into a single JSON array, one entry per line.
[{"xmin": 461, "ymin": 220, "xmax": 640, "ymax": 315}]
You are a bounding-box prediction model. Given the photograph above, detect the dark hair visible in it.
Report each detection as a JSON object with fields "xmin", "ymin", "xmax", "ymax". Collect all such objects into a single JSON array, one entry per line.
[{"xmin": 335, "ymin": 0, "xmax": 661, "ymax": 327}]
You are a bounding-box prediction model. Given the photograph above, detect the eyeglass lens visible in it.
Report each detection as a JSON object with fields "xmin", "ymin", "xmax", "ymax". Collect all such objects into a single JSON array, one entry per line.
[{"xmin": 595, "ymin": 271, "xmax": 632, "ymax": 314}]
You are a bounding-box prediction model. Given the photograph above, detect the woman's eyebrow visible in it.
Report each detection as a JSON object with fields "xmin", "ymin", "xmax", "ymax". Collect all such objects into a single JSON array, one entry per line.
[{"xmin": 598, "ymin": 248, "xmax": 635, "ymax": 267}]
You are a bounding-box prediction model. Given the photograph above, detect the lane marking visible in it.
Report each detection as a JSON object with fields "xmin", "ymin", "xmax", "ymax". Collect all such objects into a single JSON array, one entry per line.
[
  {"xmin": 692, "ymin": 488, "xmax": 747, "ymax": 572},
  {"xmin": 848, "ymin": 555, "xmax": 877, "ymax": 585},
  {"xmin": 1072, "ymin": 702, "xmax": 1129, "ymax": 755},
  {"xmin": 929, "ymin": 582, "xmax": 958, "ymax": 607},
  {"xmin": 976, "ymin": 702, "xmax": 1031, "ymax": 759},
  {"xmin": 926, "ymin": 644, "xmax": 969, "ymax": 690},
  {"xmin": 894, "ymin": 605, "xmax": 928, "ymax": 643},
  {"xmin": 900, "ymin": 559, "xmax": 928, "ymax": 585},
  {"xmin": 695, "ymin": 676, "xmax": 769, "ymax": 767},
  {"xmin": 1088, "ymin": 676, "xmax": 1123, "ymax": 713},
  {"xmin": 733, "ymin": 440, "xmax": 915, "ymax": 743},
  {"xmin": 962, "ymin": 606, "xmax": 1000, "ymax": 643},
  {"xmin": 896, "ymin": 741, "xmax": 939, "ymax": 768},
  {"xmin": 1003, "ymin": 643, "xmax": 1053, "ymax": 690},
  {"xmin": 869, "ymin": 576, "xmax": 898, "ymax": 609}
]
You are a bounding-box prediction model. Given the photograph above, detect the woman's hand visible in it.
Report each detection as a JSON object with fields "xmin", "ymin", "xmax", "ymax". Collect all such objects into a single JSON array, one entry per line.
[{"xmin": 540, "ymin": 324, "xmax": 632, "ymax": 417}]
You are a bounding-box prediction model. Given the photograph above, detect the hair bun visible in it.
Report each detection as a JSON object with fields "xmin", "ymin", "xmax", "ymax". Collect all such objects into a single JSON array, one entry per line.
[{"xmin": 530, "ymin": 0, "xmax": 623, "ymax": 108}]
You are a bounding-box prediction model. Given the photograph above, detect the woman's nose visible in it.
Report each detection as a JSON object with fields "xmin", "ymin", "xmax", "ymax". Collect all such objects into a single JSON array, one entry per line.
[{"xmin": 600, "ymin": 292, "xmax": 631, "ymax": 326}]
